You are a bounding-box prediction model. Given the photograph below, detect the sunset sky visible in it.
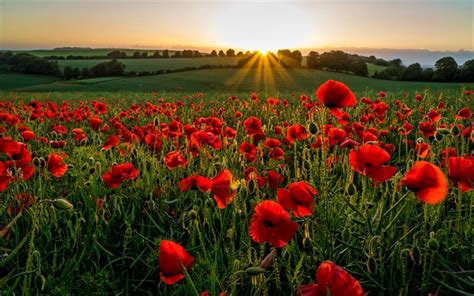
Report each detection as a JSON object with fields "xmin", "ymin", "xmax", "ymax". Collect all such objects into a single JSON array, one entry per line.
[{"xmin": 1, "ymin": 0, "xmax": 472, "ymax": 52}]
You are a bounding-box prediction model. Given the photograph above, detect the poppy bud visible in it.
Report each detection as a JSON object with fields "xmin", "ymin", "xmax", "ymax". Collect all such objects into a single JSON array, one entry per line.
[
  {"xmin": 345, "ymin": 183, "xmax": 357, "ymax": 196},
  {"xmin": 366, "ymin": 256, "xmax": 377, "ymax": 274},
  {"xmin": 53, "ymin": 198, "xmax": 73, "ymax": 210},
  {"xmin": 188, "ymin": 209, "xmax": 197, "ymax": 220},
  {"xmin": 81, "ymin": 163, "xmax": 89, "ymax": 172},
  {"xmin": 436, "ymin": 128, "xmax": 450, "ymax": 135},
  {"xmin": 247, "ymin": 179, "xmax": 256, "ymax": 193},
  {"xmin": 33, "ymin": 157, "xmax": 41, "ymax": 167},
  {"xmin": 309, "ymin": 122, "xmax": 318, "ymax": 135},
  {"xmin": 260, "ymin": 249, "xmax": 277, "ymax": 269},
  {"xmin": 416, "ymin": 138, "xmax": 424, "ymax": 144},
  {"xmin": 434, "ymin": 133, "xmax": 444, "ymax": 142},
  {"xmin": 428, "ymin": 238, "xmax": 439, "ymax": 251},
  {"xmin": 303, "ymin": 160, "xmax": 311, "ymax": 172},
  {"xmin": 342, "ymin": 228, "xmax": 351, "ymax": 241},
  {"xmin": 245, "ymin": 266, "xmax": 266, "ymax": 275},
  {"xmin": 451, "ymin": 125, "xmax": 460, "ymax": 135},
  {"xmin": 89, "ymin": 167, "xmax": 96, "ymax": 174}
]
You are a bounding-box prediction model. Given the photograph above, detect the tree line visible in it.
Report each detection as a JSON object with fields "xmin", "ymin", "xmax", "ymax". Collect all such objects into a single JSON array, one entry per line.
[
  {"xmin": 43, "ymin": 49, "xmax": 246, "ymax": 60},
  {"xmin": 306, "ymin": 50, "xmax": 474, "ymax": 82}
]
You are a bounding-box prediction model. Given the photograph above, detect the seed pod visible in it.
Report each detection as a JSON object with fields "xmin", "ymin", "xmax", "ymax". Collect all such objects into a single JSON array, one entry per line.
[
  {"xmin": 434, "ymin": 133, "xmax": 444, "ymax": 142},
  {"xmin": 53, "ymin": 198, "xmax": 73, "ymax": 210},
  {"xmin": 245, "ymin": 266, "xmax": 266, "ymax": 276}
]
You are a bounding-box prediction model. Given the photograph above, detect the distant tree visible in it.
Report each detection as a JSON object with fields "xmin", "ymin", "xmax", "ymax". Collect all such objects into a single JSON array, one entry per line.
[
  {"xmin": 162, "ymin": 50, "xmax": 170, "ymax": 58},
  {"xmin": 349, "ymin": 60, "xmax": 368, "ymax": 76},
  {"xmin": 459, "ymin": 59, "xmax": 474, "ymax": 82},
  {"xmin": 210, "ymin": 50, "xmax": 218, "ymax": 57},
  {"xmin": 422, "ymin": 68, "xmax": 434, "ymax": 81},
  {"xmin": 306, "ymin": 51, "xmax": 321, "ymax": 69},
  {"xmin": 402, "ymin": 63, "xmax": 423, "ymax": 81},
  {"xmin": 389, "ymin": 58, "xmax": 403, "ymax": 67},
  {"xmin": 236, "ymin": 51, "xmax": 243, "ymax": 56},
  {"xmin": 90, "ymin": 59, "xmax": 125, "ymax": 77},
  {"xmin": 193, "ymin": 50, "xmax": 202, "ymax": 57},
  {"xmin": 277, "ymin": 49, "xmax": 302, "ymax": 68},
  {"xmin": 81, "ymin": 67, "xmax": 90, "ymax": 78},
  {"xmin": 433, "ymin": 57, "xmax": 458, "ymax": 82},
  {"xmin": 141, "ymin": 52, "xmax": 148, "ymax": 58},
  {"xmin": 173, "ymin": 51, "xmax": 181, "ymax": 58},
  {"xmin": 218, "ymin": 50, "xmax": 226, "ymax": 57},
  {"xmin": 132, "ymin": 51, "xmax": 141, "ymax": 59},
  {"xmin": 181, "ymin": 50, "xmax": 194, "ymax": 58},
  {"xmin": 107, "ymin": 50, "xmax": 126, "ymax": 59},
  {"xmin": 226, "ymin": 49, "xmax": 235, "ymax": 57},
  {"xmin": 374, "ymin": 65, "xmax": 405, "ymax": 80},
  {"xmin": 152, "ymin": 51, "xmax": 162, "ymax": 58}
]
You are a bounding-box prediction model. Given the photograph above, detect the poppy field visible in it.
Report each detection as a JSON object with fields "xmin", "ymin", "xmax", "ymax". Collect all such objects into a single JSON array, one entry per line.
[{"xmin": 0, "ymin": 81, "xmax": 473, "ymax": 295}]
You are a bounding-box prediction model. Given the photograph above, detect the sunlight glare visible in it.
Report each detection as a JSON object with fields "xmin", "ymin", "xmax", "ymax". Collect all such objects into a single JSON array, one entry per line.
[{"xmin": 214, "ymin": 4, "xmax": 314, "ymax": 52}]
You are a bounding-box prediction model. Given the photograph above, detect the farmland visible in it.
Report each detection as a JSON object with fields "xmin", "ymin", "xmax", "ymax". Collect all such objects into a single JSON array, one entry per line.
[
  {"xmin": 56, "ymin": 57, "xmax": 241, "ymax": 72},
  {"xmin": 0, "ymin": 80, "xmax": 472, "ymax": 295}
]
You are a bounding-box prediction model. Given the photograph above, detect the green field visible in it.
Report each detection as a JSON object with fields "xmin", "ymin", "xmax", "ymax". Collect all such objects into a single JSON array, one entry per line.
[
  {"xmin": 0, "ymin": 73, "xmax": 57, "ymax": 90},
  {"xmin": 8, "ymin": 48, "xmax": 176, "ymax": 58},
  {"xmin": 57, "ymin": 57, "xmax": 240, "ymax": 72},
  {"xmin": 5, "ymin": 69, "xmax": 472, "ymax": 94},
  {"xmin": 367, "ymin": 63, "xmax": 388, "ymax": 75}
]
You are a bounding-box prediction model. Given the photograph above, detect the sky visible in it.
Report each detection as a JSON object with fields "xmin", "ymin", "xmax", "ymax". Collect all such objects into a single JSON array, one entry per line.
[{"xmin": 1, "ymin": 0, "xmax": 473, "ymax": 52}]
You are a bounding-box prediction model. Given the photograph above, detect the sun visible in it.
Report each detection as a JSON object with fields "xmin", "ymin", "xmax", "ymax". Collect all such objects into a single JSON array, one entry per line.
[{"xmin": 214, "ymin": 3, "xmax": 313, "ymax": 53}]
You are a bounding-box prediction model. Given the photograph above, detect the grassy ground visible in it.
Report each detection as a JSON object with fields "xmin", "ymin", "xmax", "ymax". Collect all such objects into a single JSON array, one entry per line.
[
  {"xmin": 0, "ymin": 74, "xmax": 57, "ymax": 90},
  {"xmin": 8, "ymin": 69, "xmax": 473, "ymax": 94},
  {"xmin": 0, "ymin": 89, "xmax": 471, "ymax": 295},
  {"xmin": 56, "ymin": 57, "xmax": 240, "ymax": 72}
]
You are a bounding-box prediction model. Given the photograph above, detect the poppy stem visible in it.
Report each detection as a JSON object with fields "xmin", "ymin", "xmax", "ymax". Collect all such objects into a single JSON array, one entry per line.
[{"xmin": 180, "ymin": 261, "xmax": 199, "ymax": 296}]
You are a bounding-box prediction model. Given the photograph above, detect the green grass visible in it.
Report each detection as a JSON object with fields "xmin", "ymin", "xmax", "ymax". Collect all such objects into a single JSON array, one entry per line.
[
  {"xmin": 56, "ymin": 57, "xmax": 240, "ymax": 72},
  {"xmin": 69, "ymin": 76, "xmax": 124, "ymax": 85},
  {"xmin": 0, "ymin": 73, "xmax": 57, "ymax": 90},
  {"xmin": 10, "ymin": 69, "xmax": 473, "ymax": 94}
]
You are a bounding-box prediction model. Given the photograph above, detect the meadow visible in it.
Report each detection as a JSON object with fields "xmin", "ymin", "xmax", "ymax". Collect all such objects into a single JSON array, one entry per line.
[
  {"xmin": 0, "ymin": 81, "xmax": 472, "ymax": 295},
  {"xmin": 9, "ymin": 49, "xmax": 173, "ymax": 58},
  {"xmin": 4, "ymin": 68, "xmax": 472, "ymax": 94}
]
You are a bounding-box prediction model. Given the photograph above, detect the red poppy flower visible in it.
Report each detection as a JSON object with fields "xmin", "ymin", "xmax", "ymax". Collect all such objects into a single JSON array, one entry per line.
[
  {"xmin": 240, "ymin": 142, "xmax": 257, "ymax": 163},
  {"xmin": 90, "ymin": 116, "xmax": 102, "ymax": 130},
  {"xmin": 7, "ymin": 193, "xmax": 34, "ymax": 216},
  {"xmin": 316, "ymin": 80, "xmax": 356, "ymax": 109},
  {"xmin": 349, "ymin": 144, "xmax": 397, "ymax": 182},
  {"xmin": 0, "ymin": 138, "xmax": 21, "ymax": 157},
  {"xmin": 145, "ymin": 133, "xmax": 163, "ymax": 153},
  {"xmin": 21, "ymin": 130, "xmax": 36, "ymax": 142},
  {"xmin": 264, "ymin": 138, "xmax": 281, "ymax": 148},
  {"xmin": 249, "ymin": 200, "xmax": 298, "ymax": 248},
  {"xmin": 47, "ymin": 153, "xmax": 68, "ymax": 178},
  {"xmin": 159, "ymin": 240, "xmax": 194, "ymax": 285},
  {"xmin": 102, "ymin": 163, "xmax": 139, "ymax": 189},
  {"xmin": 211, "ymin": 169, "xmax": 236, "ymax": 208},
  {"xmin": 103, "ymin": 135, "xmax": 119, "ymax": 150},
  {"xmin": 277, "ymin": 181, "xmax": 317, "ymax": 218},
  {"xmin": 298, "ymin": 261, "xmax": 364, "ymax": 296},
  {"xmin": 400, "ymin": 161, "xmax": 448, "ymax": 204},
  {"xmin": 287, "ymin": 124, "xmax": 309, "ymax": 143},
  {"xmin": 448, "ymin": 156, "xmax": 473, "ymax": 192},
  {"xmin": 267, "ymin": 170, "xmax": 284, "ymax": 189},
  {"xmin": 268, "ymin": 147, "xmax": 284, "ymax": 160},
  {"xmin": 164, "ymin": 151, "xmax": 188, "ymax": 169},
  {"xmin": 415, "ymin": 143, "xmax": 431, "ymax": 159},
  {"xmin": 179, "ymin": 175, "xmax": 212, "ymax": 192},
  {"xmin": 455, "ymin": 107, "xmax": 471, "ymax": 120},
  {"xmin": 243, "ymin": 116, "xmax": 263, "ymax": 135}
]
